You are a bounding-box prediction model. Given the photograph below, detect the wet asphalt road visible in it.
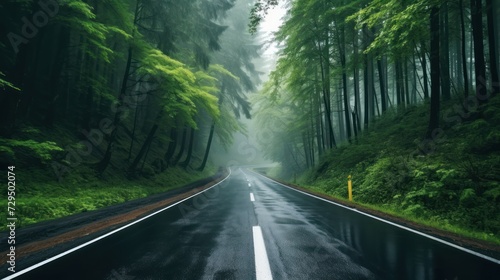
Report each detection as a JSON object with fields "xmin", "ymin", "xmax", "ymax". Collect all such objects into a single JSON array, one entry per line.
[{"xmin": 4, "ymin": 168, "xmax": 500, "ymax": 280}]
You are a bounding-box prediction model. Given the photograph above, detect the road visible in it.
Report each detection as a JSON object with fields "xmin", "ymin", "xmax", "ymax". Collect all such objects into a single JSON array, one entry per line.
[{"xmin": 4, "ymin": 168, "xmax": 500, "ymax": 279}]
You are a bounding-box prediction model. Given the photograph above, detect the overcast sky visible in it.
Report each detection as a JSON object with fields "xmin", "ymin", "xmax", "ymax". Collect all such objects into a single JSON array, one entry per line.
[{"xmin": 257, "ymin": 3, "xmax": 286, "ymax": 77}]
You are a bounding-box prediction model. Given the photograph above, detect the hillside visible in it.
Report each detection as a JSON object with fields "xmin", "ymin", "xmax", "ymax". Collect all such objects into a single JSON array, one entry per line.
[
  {"xmin": 288, "ymin": 95, "xmax": 500, "ymax": 245},
  {"xmin": 0, "ymin": 123, "xmax": 216, "ymax": 230}
]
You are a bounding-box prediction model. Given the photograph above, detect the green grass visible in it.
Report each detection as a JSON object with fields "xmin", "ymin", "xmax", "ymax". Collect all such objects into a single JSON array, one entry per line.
[
  {"xmin": 1, "ymin": 165, "xmax": 215, "ymax": 230},
  {"xmin": 293, "ymin": 182, "xmax": 500, "ymax": 245},
  {"xmin": 0, "ymin": 120, "xmax": 220, "ymax": 231}
]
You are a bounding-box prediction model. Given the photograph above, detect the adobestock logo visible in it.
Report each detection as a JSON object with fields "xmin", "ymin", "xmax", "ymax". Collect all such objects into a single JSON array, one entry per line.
[{"xmin": 7, "ymin": 0, "xmax": 60, "ymax": 54}]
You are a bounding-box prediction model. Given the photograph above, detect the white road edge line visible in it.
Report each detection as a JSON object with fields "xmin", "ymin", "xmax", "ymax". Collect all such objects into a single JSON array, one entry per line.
[
  {"xmin": 250, "ymin": 192, "xmax": 255, "ymax": 202},
  {"xmin": 248, "ymin": 169, "xmax": 500, "ymax": 265},
  {"xmin": 252, "ymin": 226, "xmax": 273, "ymax": 280},
  {"xmin": 3, "ymin": 169, "xmax": 233, "ymax": 280}
]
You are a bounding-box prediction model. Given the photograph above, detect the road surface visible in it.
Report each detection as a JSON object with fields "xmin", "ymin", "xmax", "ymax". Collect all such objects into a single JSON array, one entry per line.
[{"xmin": 4, "ymin": 168, "xmax": 500, "ymax": 279}]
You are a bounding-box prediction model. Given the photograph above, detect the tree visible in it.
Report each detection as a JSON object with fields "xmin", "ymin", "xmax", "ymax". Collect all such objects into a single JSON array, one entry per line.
[
  {"xmin": 427, "ymin": 5, "xmax": 441, "ymax": 139},
  {"xmin": 0, "ymin": 0, "xmax": 255, "ymax": 180},
  {"xmin": 470, "ymin": 0, "xmax": 487, "ymax": 103},
  {"xmin": 486, "ymin": 0, "xmax": 499, "ymax": 96}
]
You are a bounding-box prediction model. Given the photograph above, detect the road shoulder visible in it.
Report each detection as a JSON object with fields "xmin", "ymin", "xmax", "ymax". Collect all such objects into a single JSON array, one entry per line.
[{"xmin": 253, "ymin": 171, "xmax": 500, "ymax": 261}]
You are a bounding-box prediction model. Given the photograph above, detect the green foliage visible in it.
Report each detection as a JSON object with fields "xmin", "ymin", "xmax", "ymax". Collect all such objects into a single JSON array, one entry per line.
[
  {"xmin": 298, "ymin": 95, "xmax": 500, "ymax": 242},
  {"xmin": 0, "ymin": 139, "xmax": 63, "ymax": 163},
  {"xmin": 56, "ymin": 0, "xmax": 131, "ymax": 63},
  {"xmin": 0, "ymin": 165, "xmax": 215, "ymax": 230},
  {"xmin": 215, "ymin": 104, "xmax": 245, "ymax": 149},
  {"xmin": 0, "ymin": 0, "xmax": 250, "ymax": 231},
  {"xmin": 0, "ymin": 72, "xmax": 20, "ymax": 91},
  {"xmin": 349, "ymin": 0, "xmax": 432, "ymax": 58},
  {"xmin": 484, "ymin": 183, "xmax": 500, "ymax": 201},
  {"xmin": 0, "ymin": 145, "xmax": 16, "ymax": 167}
]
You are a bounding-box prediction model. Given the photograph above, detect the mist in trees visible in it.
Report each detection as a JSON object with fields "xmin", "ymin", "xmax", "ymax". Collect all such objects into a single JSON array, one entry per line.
[
  {"xmin": 0, "ymin": 0, "xmax": 262, "ymax": 178},
  {"xmin": 251, "ymin": 0, "xmax": 500, "ymax": 176}
]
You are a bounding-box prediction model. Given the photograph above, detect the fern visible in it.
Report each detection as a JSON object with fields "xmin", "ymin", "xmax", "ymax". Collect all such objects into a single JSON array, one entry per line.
[
  {"xmin": 0, "ymin": 72, "xmax": 20, "ymax": 91},
  {"xmin": 0, "ymin": 139, "xmax": 63, "ymax": 162}
]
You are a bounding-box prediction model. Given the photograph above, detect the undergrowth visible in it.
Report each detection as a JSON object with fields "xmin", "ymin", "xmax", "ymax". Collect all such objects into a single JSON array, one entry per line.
[
  {"xmin": 0, "ymin": 165, "xmax": 214, "ymax": 230},
  {"xmin": 297, "ymin": 95, "xmax": 500, "ymax": 245},
  {"xmin": 0, "ymin": 124, "xmax": 216, "ymax": 231}
]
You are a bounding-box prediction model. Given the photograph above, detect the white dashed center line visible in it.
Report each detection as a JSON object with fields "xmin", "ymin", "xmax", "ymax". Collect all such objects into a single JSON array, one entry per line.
[
  {"xmin": 250, "ymin": 192, "xmax": 255, "ymax": 202},
  {"xmin": 252, "ymin": 226, "xmax": 273, "ymax": 280}
]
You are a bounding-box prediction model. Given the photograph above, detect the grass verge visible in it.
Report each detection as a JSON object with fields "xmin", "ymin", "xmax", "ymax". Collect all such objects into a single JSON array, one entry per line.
[{"xmin": 0, "ymin": 165, "xmax": 215, "ymax": 231}]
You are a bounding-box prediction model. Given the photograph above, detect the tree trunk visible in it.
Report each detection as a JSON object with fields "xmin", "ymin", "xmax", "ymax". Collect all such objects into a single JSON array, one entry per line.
[
  {"xmin": 302, "ymin": 132, "xmax": 310, "ymax": 168},
  {"xmin": 308, "ymin": 89, "xmax": 316, "ymax": 164},
  {"xmin": 412, "ymin": 53, "xmax": 418, "ymax": 103},
  {"xmin": 395, "ymin": 60, "xmax": 403, "ymax": 106},
  {"xmin": 421, "ymin": 42, "xmax": 430, "ymax": 99},
  {"xmin": 353, "ymin": 27, "xmax": 362, "ymax": 132},
  {"xmin": 127, "ymin": 100, "xmax": 140, "ymax": 162},
  {"xmin": 427, "ymin": 5, "xmax": 441, "ymax": 139},
  {"xmin": 44, "ymin": 26, "xmax": 69, "ymax": 127},
  {"xmin": 129, "ymin": 123, "xmax": 158, "ymax": 173},
  {"xmin": 97, "ymin": 45, "xmax": 133, "ymax": 174},
  {"xmin": 404, "ymin": 58, "xmax": 410, "ymax": 105},
  {"xmin": 377, "ymin": 58, "xmax": 387, "ymax": 112},
  {"xmin": 197, "ymin": 123, "xmax": 215, "ymax": 171},
  {"xmin": 340, "ymin": 26, "xmax": 352, "ymax": 143},
  {"xmin": 471, "ymin": 0, "xmax": 487, "ymax": 103},
  {"xmin": 460, "ymin": 0, "xmax": 469, "ymax": 96},
  {"xmin": 314, "ymin": 76, "xmax": 324, "ymax": 156},
  {"xmin": 317, "ymin": 38, "xmax": 336, "ymax": 148},
  {"xmin": 486, "ymin": 0, "xmax": 499, "ymax": 96},
  {"xmin": 180, "ymin": 128, "xmax": 195, "ymax": 168},
  {"xmin": 173, "ymin": 127, "xmax": 188, "ymax": 165},
  {"xmin": 440, "ymin": 1, "xmax": 451, "ymax": 100},
  {"xmin": 98, "ymin": 1, "xmax": 140, "ymax": 173},
  {"xmin": 337, "ymin": 84, "xmax": 345, "ymax": 141},
  {"xmin": 164, "ymin": 128, "xmax": 178, "ymax": 167}
]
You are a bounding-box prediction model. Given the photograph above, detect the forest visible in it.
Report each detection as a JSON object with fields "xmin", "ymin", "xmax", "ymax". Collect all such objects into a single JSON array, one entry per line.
[
  {"xmin": 0, "ymin": 0, "xmax": 260, "ymax": 227},
  {"xmin": 252, "ymin": 0, "xmax": 500, "ymax": 243},
  {"xmin": 0, "ymin": 0, "xmax": 499, "ymax": 245}
]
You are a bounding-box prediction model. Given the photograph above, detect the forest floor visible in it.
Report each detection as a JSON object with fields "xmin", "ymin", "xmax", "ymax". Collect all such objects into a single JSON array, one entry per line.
[{"xmin": 0, "ymin": 171, "xmax": 226, "ymax": 272}]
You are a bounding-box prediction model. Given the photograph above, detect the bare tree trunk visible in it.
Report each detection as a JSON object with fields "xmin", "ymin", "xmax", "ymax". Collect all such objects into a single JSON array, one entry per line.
[
  {"xmin": 460, "ymin": 0, "xmax": 470, "ymax": 97},
  {"xmin": 317, "ymin": 38, "xmax": 336, "ymax": 148},
  {"xmin": 404, "ymin": 59, "xmax": 410, "ymax": 105},
  {"xmin": 427, "ymin": 5, "xmax": 441, "ymax": 139},
  {"xmin": 98, "ymin": 1, "xmax": 140, "ymax": 173},
  {"xmin": 421, "ymin": 42, "xmax": 430, "ymax": 99},
  {"xmin": 314, "ymin": 76, "xmax": 324, "ymax": 156},
  {"xmin": 163, "ymin": 128, "xmax": 178, "ymax": 168},
  {"xmin": 340, "ymin": 26, "xmax": 352, "ymax": 143},
  {"xmin": 486, "ymin": 0, "xmax": 499, "ymax": 95},
  {"xmin": 180, "ymin": 128, "xmax": 195, "ymax": 168},
  {"xmin": 129, "ymin": 123, "xmax": 158, "ymax": 173},
  {"xmin": 127, "ymin": 100, "xmax": 140, "ymax": 162},
  {"xmin": 98, "ymin": 45, "xmax": 133, "ymax": 174},
  {"xmin": 440, "ymin": 1, "xmax": 451, "ymax": 100},
  {"xmin": 173, "ymin": 127, "xmax": 188, "ymax": 165},
  {"xmin": 471, "ymin": 0, "xmax": 487, "ymax": 103},
  {"xmin": 197, "ymin": 123, "xmax": 215, "ymax": 171},
  {"xmin": 377, "ymin": 58, "xmax": 387, "ymax": 112}
]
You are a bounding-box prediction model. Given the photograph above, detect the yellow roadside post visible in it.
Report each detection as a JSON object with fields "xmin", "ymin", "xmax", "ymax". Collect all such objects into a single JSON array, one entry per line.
[{"xmin": 348, "ymin": 175, "xmax": 353, "ymax": 201}]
